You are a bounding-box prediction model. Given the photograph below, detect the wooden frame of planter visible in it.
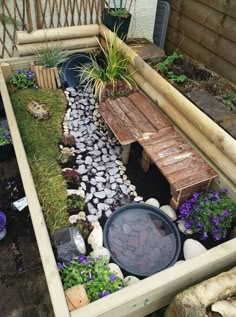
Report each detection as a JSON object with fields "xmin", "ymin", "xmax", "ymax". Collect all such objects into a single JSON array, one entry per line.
[
  {"xmin": 30, "ymin": 62, "xmax": 61, "ymax": 90},
  {"xmin": 0, "ymin": 24, "xmax": 236, "ymax": 317}
]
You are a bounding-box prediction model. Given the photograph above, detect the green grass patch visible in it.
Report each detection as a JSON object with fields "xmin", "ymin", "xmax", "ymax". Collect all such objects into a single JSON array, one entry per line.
[{"xmin": 11, "ymin": 89, "xmax": 68, "ymax": 232}]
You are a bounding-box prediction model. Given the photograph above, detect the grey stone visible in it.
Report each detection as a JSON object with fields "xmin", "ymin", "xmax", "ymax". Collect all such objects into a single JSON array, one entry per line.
[
  {"xmin": 94, "ymin": 191, "xmax": 106, "ymax": 199},
  {"xmin": 102, "ymin": 154, "xmax": 110, "ymax": 163},
  {"xmin": 104, "ymin": 198, "xmax": 114, "ymax": 205},
  {"xmin": 80, "ymin": 182, "xmax": 86, "ymax": 191},
  {"xmin": 116, "ymin": 177, "xmax": 123, "ymax": 184},
  {"xmin": 111, "ymin": 183, "xmax": 117, "ymax": 190},
  {"xmin": 90, "ymin": 178, "xmax": 97, "ymax": 186},
  {"xmin": 95, "ymin": 176, "xmax": 106, "ymax": 183},
  {"xmin": 85, "ymin": 156, "xmax": 93, "ymax": 165},
  {"xmin": 78, "ymin": 165, "xmax": 87, "ymax": 175},
  {"xmin": 90, "ymin": 187, "xmax": 96, "ymax": 194},
  {"xmin": 96, "ymin": 183, "xmax": 104, "ymax": 191},
  {"xmin": 108, "ymin": 167, "xmax": 119, "ymax": 176},
  {"xmin": 120, "ymin": 184, "xmax": 130, "ymax": 195},
  {"xmin": 105, "ymin": 209, "xmax": 113, "ymax": 217},
  {"xmin": 97, "ymin": 203, "xmax": 110, "ymax": 211},
  {"xmin": 93, "ymin": 198, "xmax": 99, "ymax": 204},
  {"xmin": 85, "ymin": 193, "xmax": 93, "ymax": 203},
  {"xmin": 104, "ymin": 188, "xmax": 116, "ymax": 198},
  {"xmin": 82, "ymin": 175, "xmax": 89, "ymax": 182}
]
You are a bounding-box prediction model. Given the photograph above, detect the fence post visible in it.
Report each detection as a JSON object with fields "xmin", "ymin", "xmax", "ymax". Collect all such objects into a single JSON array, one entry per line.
[
  {"xmin": 34, "ymin": 0, "xmax": 42, "ymax": 29},
  {"xmin": 25, "ymin": 0, "xmax": 33, "ymax": 32}
]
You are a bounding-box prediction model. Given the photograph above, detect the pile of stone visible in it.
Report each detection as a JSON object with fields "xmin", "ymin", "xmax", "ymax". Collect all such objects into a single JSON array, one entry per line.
[{"xmin": 64, "ymin": 86, "xmax": 143, "ymax": 219}]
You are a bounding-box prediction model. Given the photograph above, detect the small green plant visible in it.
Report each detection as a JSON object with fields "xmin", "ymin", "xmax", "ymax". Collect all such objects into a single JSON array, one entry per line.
[
  {"xmin": 78, "ymin": 33, "xmax": 136, "ymax": 100},
  {"xmin": 67, "ymin": 194, "xmax": 85, "ymax": 213},
  {"xmin": 167, "ymin": 71, "xmax": 187, "ymax": 84},
  {"xmin": 157, "ymin": 52, "xmax": 183, "ymax": 72},
  {"xmin": 0, "ymin": 128, "xmax": 11, "ymax": 146},
  {"xmin": 36, "ymin": 42, "xmax": 68, "ymax": 68},
  {"xmin": 62, "ymin": 169, "xmax": 80, "ymax": 187},
  {"xmin": 110, "ymin": 8, "xmax": 129, "ymax": 17},
  {"xmin": 179, "ymin": 189, "xmax": 236, "ymax": 241},
  {"xmin": 223, "ymin": 91, "xmax": 236, "ymax": 108},
  {"xmin": 9, "ymin": 69, "xmax": 35, "ymax": 89},
  {"xmin": 58, "ymin": 255, "xmax": 124, "ymax": 302},
  {"xmin": 58, "ymin": 146, "xmax": 75, "ymax": 164}
]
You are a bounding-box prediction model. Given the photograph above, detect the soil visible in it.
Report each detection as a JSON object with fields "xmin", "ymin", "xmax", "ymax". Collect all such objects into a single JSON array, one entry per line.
[
  {"xmin": 0, "ymin": 153, "xmax": 53, "ymax": 316},
  {"xmin": 151, "ymin": 54, "xmax": 236, "ymax": 138}
]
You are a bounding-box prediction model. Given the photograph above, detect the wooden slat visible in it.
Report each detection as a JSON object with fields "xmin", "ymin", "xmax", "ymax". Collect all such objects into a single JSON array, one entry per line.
[
  {"xmin": 116, "ymin": 97, "xmax": 157, "ymax": 135},
  {"xmin": 105, "ymin": 98, "xmax": 142, "ymax": 140},
  {"xmin": 99, "ymin": 102, "xmax": 136, "ymax": 144},
  {"xmin": 128, "ymin": 92, "xmax": 170, "ymax": 130},
  {"xmin": 172, "ymin": 168, "xmax": 217, "ymax": 191}
]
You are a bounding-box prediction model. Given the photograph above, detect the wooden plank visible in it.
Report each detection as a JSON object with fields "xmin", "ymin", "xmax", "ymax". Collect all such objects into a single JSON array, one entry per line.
[
  {"xmin": 161, "ymin": 153, "xmax": 204, "ymax": 174},
  {"xmin": 105, "ymin": 98, "xmax": 142, "ymax": 140},
  {"xmin": 116, "ymin": 96, "xmax": 157, "ymax": 135},
  {"xmin": 172, "ymin": 168, "xmax": 217, "ymax": 191},
  {"xmin": 171, "ymin": 0, "xmax": 236, "ymax": 43},
  {"xmin": 143, "ymin": 136, "xmax": 189, "ymax": 154},
  {"xmin": 196, "ymin": 0, "xmax": 236, "ymax": 20},
  {"xmin": 98, "ymin": 102, "xmax": 135, "ymax": 144},
  {"xmin": 139, "ymin": 127, "xmax": 178, "ymax": 146},
  {"xmin": 128, "ymin": 92, "xmax": 170, "ymax": 130},
  {"xmin": 169, "ymin": 8, "xmax": 236, "ymax": 66}
]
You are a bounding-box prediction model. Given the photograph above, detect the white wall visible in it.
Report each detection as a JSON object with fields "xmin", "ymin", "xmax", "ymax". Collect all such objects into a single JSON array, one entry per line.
[{"xmin": 128, "ymin": 0, "xmax": 159, "ymax": 41}]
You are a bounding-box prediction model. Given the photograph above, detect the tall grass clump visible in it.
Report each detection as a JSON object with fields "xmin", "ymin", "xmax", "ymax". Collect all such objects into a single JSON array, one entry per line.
[
  {"xmin": 77, "ymin": 33, "xmax": 136, "ymax": 100},
  {"xmin": 36, "ymin": 42, "xmax": 68, "ymax": 68},
  {"xmin": 11, "ymin": 89, "xmax": 68, "ymax": 232}
]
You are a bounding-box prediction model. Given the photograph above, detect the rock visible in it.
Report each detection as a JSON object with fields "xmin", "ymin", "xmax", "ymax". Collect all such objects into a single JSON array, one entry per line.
[
  {"xmin": 85, "ymin": 193, "xmax": 93, "ymax": 203},
  {"xmin": 102, "ymin": 154, "xmax": 110, "ymax": 163},
  {"xmin": 90, "ymin": 247, "xmax": 110, "ymax": 263},
  {"xmin": 124, "ymin": 276, "xmax": 140, "ymax": 286},
  {"xmin": 69, "ymin": 214, "xmax": 79, "ymax": 224},
  {"xmin": 120, "ymin": 184, "xmax": 130, "ymax": 195},
  {"xmin": 134, "ymin": 196, "xmax": 143, "ymax": 202},
  {"xmin": 104, "ymin": 188, "xmax": 116, "ymax": 198},
  {"xmin": 108, "ymin": 263, "xmax": 124, "ymax": 280},
  {"xmin": 87, "ymin": 222, "xmax": 103, "ymax": 250},
  {"xmin": 183, "ymin": 239, "xmax": 207, "ymax": 260},
  {"xmin": 108, "ymin": 167, "xmax": 119, "ymax": 176},
  {"xmin": 97, "ymin": 203, "xmax": 110, "ymax": 211},
  {"xmin": 105, "ymin": 209, "xmax": 112, "ymax": 217},
  {"xmin": 85, "ymin": 156, "xmax": 92, "ymax": 165},
  {"xmin": 95, "ymin": 176, "xmax": 106, "ymax": 183},
  {"xmin": 78, "ymin": 211, "xmax": 86, "ymax": 221},
  {"xmin": 145, "ymin": 198, "xmax": 160, "ymax": 208},
  {"xmin": 160, "ymin": 205, "xmax": 177, "ymax": 221},
  {"xmin": 78, "ymin": 165, "xmax": 87, "ymax": 175},
  {"xmin": 94, "ymin": 191, "xmax": 106, "ymax": 199},
  {"xmin": 177, "ymin": 220, "xmax": 193, "ymax": 235},
  {"xmin": 87, "ymin": 215, "xmax": 98, "ymax": 223}
]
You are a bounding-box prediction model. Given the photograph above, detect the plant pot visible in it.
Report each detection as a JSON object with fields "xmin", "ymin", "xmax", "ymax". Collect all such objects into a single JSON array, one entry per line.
[
  {"xmin": 0, "ymin": 143, "xmax": 13, "ymax": 162},
  {"xmin": 30, "ymin": 63, "xmax": 61, "ymax": 90},
  {"xmin": 103, "ymin": 8, "xmax": 131, "ymax": 41},
  {"xmin": 64, "ymin": 284, "xmax": 89, "ymax": 311}
]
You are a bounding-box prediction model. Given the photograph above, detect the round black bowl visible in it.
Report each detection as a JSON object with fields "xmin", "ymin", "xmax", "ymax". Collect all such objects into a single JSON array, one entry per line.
[
  {"xmin": 60, "ymin": 53, "xmax": 92, "ymax": 88},
  {"xmin": 104, "ymin": 203, "xmax": 181, "ymax": 277}
]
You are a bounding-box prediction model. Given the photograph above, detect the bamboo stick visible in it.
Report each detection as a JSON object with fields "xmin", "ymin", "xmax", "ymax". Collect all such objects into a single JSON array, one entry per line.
[
  {"xmin": 0, "ymin": 62, "xmax": 12, "ymax": 81},
  {"xmin": 99, "ymin": 24, "xmax": 236, "ymax": 165},
  {"xmin": 16, "ymin": 37, "xmax": 98, "ymax": 56},
  {"xmin": 46, "ymin": 68, "xmax": 53, "ymax": 90},
  {"xmin": 54, "ymin": 67, "xmax": 61, "ymax": 88},
  {"xmin": 50, "ymin": 68, "xmax": 57, "ymax": 90},
  {"xmin": 16, "ymin": 24, "xmax": 99, "ymax": 45},
  {"xmin": 42, "ymin": 67, "xmax": 48, "ymax": 89},
  {"xmin": 34, "ymin": 65, "xmax": 41, "ymax": 87},
  {"xmin": 133, "ymin": 71, "xmax": 236, "ymax": 185}
]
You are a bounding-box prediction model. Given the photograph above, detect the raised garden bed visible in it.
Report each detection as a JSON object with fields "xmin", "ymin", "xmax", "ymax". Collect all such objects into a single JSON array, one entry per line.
[{"xmin": 0, "ymin": 24, "xmax": 236, "ymax": 317}]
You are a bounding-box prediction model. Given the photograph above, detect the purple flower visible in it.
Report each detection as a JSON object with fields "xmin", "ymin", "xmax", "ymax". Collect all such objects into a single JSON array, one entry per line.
[
  {"xmin": 184, "ymin": 220, "xmax": 194, "ymax": 229},
  {"xmin": 57, "ymin": 262, "xmax": 64, "ymax": 270},
  {"xmin": 109, "ymin": 274, "xmax": 117, "ymax": 282},
  {"xmin": 99, "ymin": 290, "xmax": 111, "ymax": 298},
  {"xmin": 221, "ymin": 209, "xmax": 230, "ymax": 217},
  {"xmin": 202, "ymin": 232, "xmax": 208, "ymax": 240},
  {"xmin": 78, "ymin": 255, "xmax": 90, "ymax": 265},
  {"xmin": 212, "ymin": 216, "xmax": 220, "ymax": 225}
]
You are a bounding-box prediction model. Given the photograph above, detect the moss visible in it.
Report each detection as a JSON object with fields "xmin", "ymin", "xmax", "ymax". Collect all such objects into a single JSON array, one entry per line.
[{"xmin": 11, "ymin": 88, "xmax": 68, "ymax": 232}]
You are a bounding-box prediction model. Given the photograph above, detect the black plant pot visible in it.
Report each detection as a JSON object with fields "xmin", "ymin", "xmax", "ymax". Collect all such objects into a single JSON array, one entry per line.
[
  {"xmin": 103, "ymin": 8, "xmax": 132, "ymax": 41},
  {"xmin": 0, "ymin": 144, "xmax": 13, "ymax": 162}
]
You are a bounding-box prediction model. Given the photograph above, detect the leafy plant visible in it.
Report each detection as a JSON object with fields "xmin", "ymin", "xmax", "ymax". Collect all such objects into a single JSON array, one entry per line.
[
  {"xmin": 67, "ymin": 194, "xmax": 85, "ymax": 212},
  {"xmin": 58, "ymin": 146, "xmax": 75, "ymax": 164},
  {"xmin": 101, "ymin": 80, "xmax": 137, "ymax": 101},
  {"xmin": 110, "ymin": 8, "xmax": 129, "ymax": 17},
  {"xmin": 223, "ymin": 91, "xmax": 236, "ymax": 108},
  {"xmin": 62, "ymin": 169, "xmax": 80, "ymax": 187},
  {"xmin": 0, "ymin": 128, "xmax": 11, "ymax": 146},
  {"xmin": 35, "ymin": 42, "xmax": 68, "ymax": 68},
  {"xmin": 62, "ymin": 134, "xmax": 76, "ymax": 147},
  {"xmin": 157, "ymin": 52, "xmax": 183, "ymax": 72},
  {"xmin": 77, "ymin": 33, "xmax": 137, "ymax": 100},
  {"xmin": 58, "ymin": 255, "xmax": 124, "ymax": 302},
  {"xmin": 9, "ymin": 69, "xmax": 35, "ymax": 89},
  {"xmin": 167, "ymin": 71, "xmax": 187, "ymax": 84},
  {"xmin": 179, "ymin": 189, "xmax": 236, "ymax": 241}
]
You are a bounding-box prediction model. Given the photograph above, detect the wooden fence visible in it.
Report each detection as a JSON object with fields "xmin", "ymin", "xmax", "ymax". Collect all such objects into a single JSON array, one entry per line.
[
  {"xmin": 0, "ymin": 0, "xmax": 104, "ymax": 59},
  {"xmin": 165, "ymin": 0, "xmax": 236, "ymax": 84}
]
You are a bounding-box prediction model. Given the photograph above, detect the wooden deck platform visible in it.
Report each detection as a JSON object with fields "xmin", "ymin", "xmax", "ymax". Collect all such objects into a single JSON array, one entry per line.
[{"xmin": 98, "ymin": 92, "xmax": 218, "ymax": 207}]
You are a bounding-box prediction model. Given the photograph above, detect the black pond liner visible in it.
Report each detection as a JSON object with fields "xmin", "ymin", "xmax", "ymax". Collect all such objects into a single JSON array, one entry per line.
[
  {"xmin": 104, "ymin": 203, "xmax": 181, "ymax": 278},
  {"xmin": 60, "ymin": 53, "xmax": 92, "ymax": 88}
]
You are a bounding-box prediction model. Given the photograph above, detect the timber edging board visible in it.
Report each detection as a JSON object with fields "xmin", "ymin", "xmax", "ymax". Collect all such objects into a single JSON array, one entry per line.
[{"xmin": 0, "ymin": 24, "xmax": 236, "ymax": 317}]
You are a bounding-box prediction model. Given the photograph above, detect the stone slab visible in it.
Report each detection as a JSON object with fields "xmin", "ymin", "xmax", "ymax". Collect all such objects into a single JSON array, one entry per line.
[{"xmin": 127, "ymin": 39, "xmax": 165, "ymax": 63}]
